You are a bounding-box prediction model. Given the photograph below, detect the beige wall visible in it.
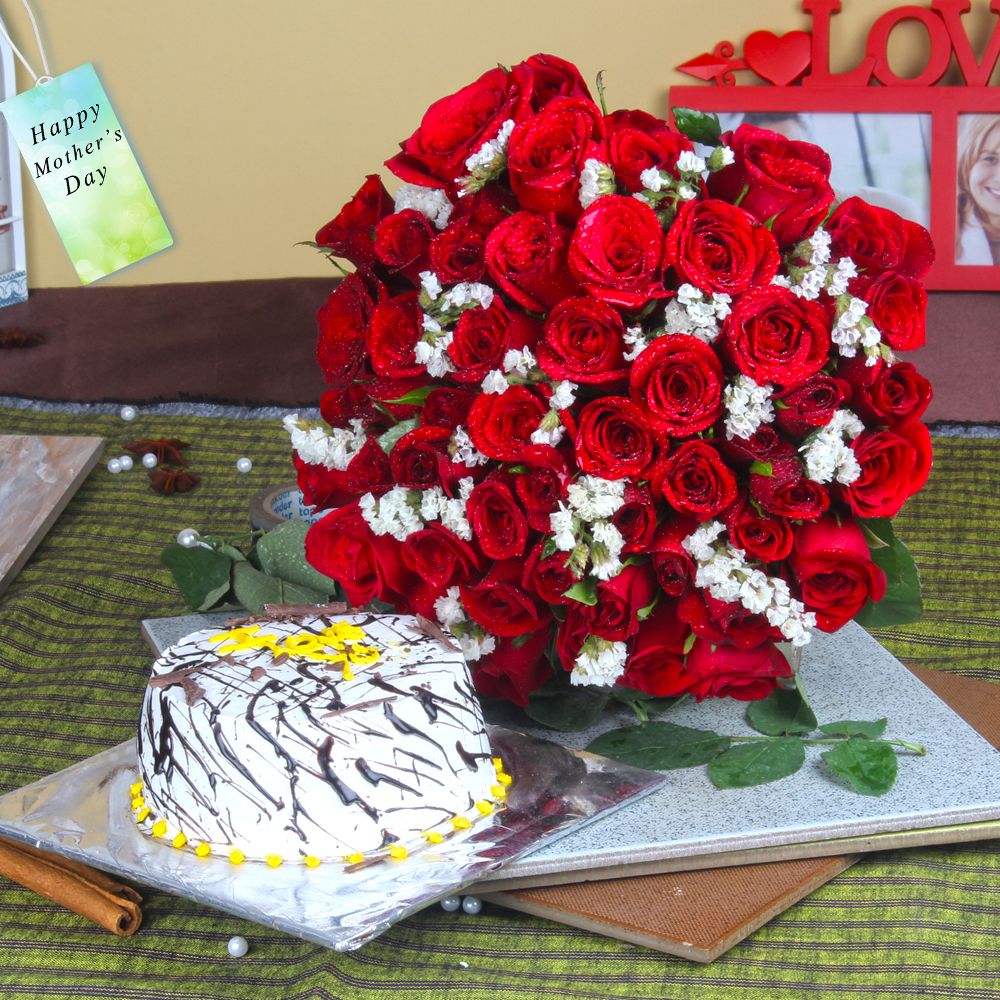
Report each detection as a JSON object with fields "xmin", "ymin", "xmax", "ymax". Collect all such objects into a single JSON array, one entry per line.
[{"xmin": 4, "ymin": 0, "xmax": 941, "ymax": 286}]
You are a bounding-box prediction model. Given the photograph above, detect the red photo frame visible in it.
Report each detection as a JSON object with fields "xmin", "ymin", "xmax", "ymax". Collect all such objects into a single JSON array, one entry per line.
[{"xmin": 669, "ymin": 0, "xmax": 1000, "ymax": 291}]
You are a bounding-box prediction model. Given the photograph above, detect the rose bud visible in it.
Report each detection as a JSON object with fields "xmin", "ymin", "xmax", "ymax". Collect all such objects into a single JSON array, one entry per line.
[
  {"xmin": 604, "ymin": 108, "xmax": 691, "ymax": 193},
  {"xmin": 683, "ymin": 637, "xmax": 793, "ymax": 701},
  {"xmin": 315, "ymin": 174, "xmax": 391, "ymax": 269}
]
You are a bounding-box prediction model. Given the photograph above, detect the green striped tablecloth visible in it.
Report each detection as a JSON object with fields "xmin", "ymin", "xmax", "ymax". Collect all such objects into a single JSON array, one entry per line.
[{"xmin": 1, "ymin": 404, "xmax": 998, "ymax": 1000}]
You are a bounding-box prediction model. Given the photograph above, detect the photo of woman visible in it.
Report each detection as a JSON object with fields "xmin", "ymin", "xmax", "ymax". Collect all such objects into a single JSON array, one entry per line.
[{"xmin": 957, "ymin": 114, "xmax": 1000, "ymax": 265}]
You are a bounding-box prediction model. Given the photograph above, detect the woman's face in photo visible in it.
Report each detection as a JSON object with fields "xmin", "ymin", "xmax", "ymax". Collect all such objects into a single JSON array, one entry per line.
[{"xmin": 969, "ymin": 125, "xmax": 1000, "ymax": 224}]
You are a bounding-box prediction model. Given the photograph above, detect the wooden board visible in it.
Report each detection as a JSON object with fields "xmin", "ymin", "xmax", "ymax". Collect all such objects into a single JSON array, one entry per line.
[
  {"xmin": 480, "ymin": 667, "xmax": 1000, "ymax": 962},
  {"xmin": 0, "ymin": 435, "xmax": 103, "ymax": 594}
]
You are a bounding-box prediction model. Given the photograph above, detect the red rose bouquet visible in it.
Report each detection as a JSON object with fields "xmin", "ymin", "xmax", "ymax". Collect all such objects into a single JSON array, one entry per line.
[{"xmin": 289, "ymin": 54, "xmax": 933, "ymax": 721}]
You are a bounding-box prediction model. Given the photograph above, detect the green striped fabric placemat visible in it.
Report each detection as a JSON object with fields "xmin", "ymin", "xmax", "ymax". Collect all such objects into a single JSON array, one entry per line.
[{"xmin": 0, "ymin": 404, "xmax": 998, "ymax": 1000}]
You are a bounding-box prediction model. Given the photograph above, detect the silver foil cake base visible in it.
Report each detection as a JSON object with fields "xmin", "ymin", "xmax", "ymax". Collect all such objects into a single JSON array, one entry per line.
[{"xmin": 0, "ymin": 727, "xmax": 663, "ymax": 951}]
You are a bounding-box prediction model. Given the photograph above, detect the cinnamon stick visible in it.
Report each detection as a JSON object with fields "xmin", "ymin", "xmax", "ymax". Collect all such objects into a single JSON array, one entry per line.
[{"xmin": 0, "ymin": 836, "xmax": 142, "ymax": 936}]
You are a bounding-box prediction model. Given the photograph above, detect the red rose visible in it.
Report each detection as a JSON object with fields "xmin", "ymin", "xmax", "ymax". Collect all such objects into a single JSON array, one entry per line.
[
  {"xmin": 618, "ymin": 603, "xmax": 689, "ymax": 697},
  {"xmin": 826, "ymin": 197, "xmax": 934, "ymax": 280},
  {"xmin": 588, "ymin": 564, "xmax": 658, "ymax": 642},
  {"xmin": 707, "ymin": 125, "xmax": 834, "ymax": 247},
  {"xmin": 448, "ymin": 299, "xmax": 538, "ymax": 384},
  {"xmin": 373, "ymin": 209, "xmax": 433, "ymax": 283},
  {"xmin": 450, "ymin": 184, "xmax": 518, "ymax": 234},
  {"xmin": 604, "ymin": 109, "xmax": 691, "ymax": 193},
  {"xmin": 750, "ymin": 456, "xmax": 829, "ymax": 521},
  {"xmin": 319, "ymin": 384, "xmax": 381, "ymax": 429},
  {"xmin": 852, "ymin": 272, "xmax": 927, "ymax": 352},
  {"xmin": 467, "ymin": 386, "xmax": 549, "ymax": 462},
  {"xmin": 683, "ymin": 638, "xmax": 792, "ymax": 701},
  {"xmin": 650, "ymin": 520, "xmax": 697, "ymax": 596},
  {"xmin": 385, "ymin": 66, "xmax": 522, "ymax": 188},
  {"xmin": 612, "ymin": 483, "xmax": 657, "ymax": 553},
  {"xmin": 656, "ymin": 441, "xmax": 737, "ymax": 520},
  {"xmin": 841, "ymin": 357, "xmax": 932, "ymax": 429},
  {"xmin": 316, "ymin": 272, "xmax": 380, "ymax": 385},
  {"xmin": 574, "ymin": 397, "xmax": 657, "ymax": 480},
  {"xmin": 525, "ymin": 542, "xmax": 578, "ymax": 605},
  {"xmin": 484, "ymin": 210, "xmax": 579, "ymax": 312},
  {"xmin": 467, "ymin": 478, "xmax": 530, "ymax": 560},
  {"xmin": 628, "ymin": 334, "xmax": 724, "ymax": 436},
  {"xmin": 421, "ymin": 387, "xmax": 477, "ymax": 429},
  {"xmin": 514, "ymin": 452, "xmax": 569, "ymax": 532},
  {"xmin": 306, "ymin": 503, "xmax": 412, "ymax": 609},
  {"xmin": 666, "ymin": 199, "xmax": 779, "ymax": 296},
  {"xmin": 568, "ymin": 195, "xmax": 667, "ymax": 309},
  {"xmin": 723, "ymin": 286, "xmax": 830, "ymax": 389},
  {"xmin": 841, "ymin": 424, "xmax": 931, "ymax": 518},
  {"xmin": 293, "ymin": 437, "xmax": 391, "ymax": 511},
  {"xmin": 389, "ymin": 425, "xmax": 456, "ymax": 489},
  {"xmin": 461, "ymin": 559, "xmax": 548, "ymax": 637},
  {"xmin": 364, "ymin": 374, "xmax": 427, "ymax": 423},
  {"xmin": 724, "ymin": 497, "xmax": 794, "ymax": 563},
  {"xmin": 512, "ymin": 53, "xmax": 593, "ymax": 113},
  {"xmin": 430, "ymin": 220, "xmax": 486, "ymax": 283},
  {"xmin": 791, "ymin": 516, "xmax": 887, "ymax": 632},
  {"xmin": 556, "ymin": 605, "xmax": 592, "ymax": 671},
  {"xmin": 678, "ymin": 589, "xmax": 776, "ymax": 650},
  {"xmin": 473, "ymin": 629, "xmax": 552, "ymax": 708},
  {"xmin": 718, "ymin": 424, "xmax": 797, "ymax": 468},
  {"xmin": 775, "ymin": 374, "xmax": 850, "ymax": 439},
  {"xmin": 366, "ymin": 293, "xmax": 425, "ymax": 380},
  {"xmin": 402, "ymin": 522, "xmax": 481, "ymax": 589},
  {"xmin": 537, "ymin": 295, "xmax": 629, "ymax": 384},
  {"xmin": 315, "ymin": 174, "xmax": 391, "ymax": 269},
  {"xmin": 507, "ymin": 97, "xmax": 604, "ymax": 219}
]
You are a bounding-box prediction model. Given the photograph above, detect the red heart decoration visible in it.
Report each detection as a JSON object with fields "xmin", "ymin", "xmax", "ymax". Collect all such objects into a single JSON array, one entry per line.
[{"xmin": 743, "ymin": 30, "xmax": 812, "ymax": 86}]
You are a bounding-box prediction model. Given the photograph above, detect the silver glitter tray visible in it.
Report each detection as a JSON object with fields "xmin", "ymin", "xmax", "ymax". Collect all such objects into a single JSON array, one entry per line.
[{"xmin": 0, "ymin": 727, "xmax": 663, "ymax": 950}]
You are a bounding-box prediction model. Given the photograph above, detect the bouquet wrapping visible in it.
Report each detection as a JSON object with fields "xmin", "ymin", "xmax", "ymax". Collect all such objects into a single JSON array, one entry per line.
[{"xmin": 288, "ymin": 54, "xmax": 933, "ymax": 717}]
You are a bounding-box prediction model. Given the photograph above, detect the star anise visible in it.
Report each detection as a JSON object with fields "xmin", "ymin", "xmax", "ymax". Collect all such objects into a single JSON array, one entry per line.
[
  {"xmin": 0, "ymin": 327, "xmax": 44, "ymax": 349},
  {"xmin": 125, "ymin": 437, "xmax": 189, "ymax": 466},
  {"xmin": 149, "ymin": 468, "xmax": 200, "ymax": 495}
]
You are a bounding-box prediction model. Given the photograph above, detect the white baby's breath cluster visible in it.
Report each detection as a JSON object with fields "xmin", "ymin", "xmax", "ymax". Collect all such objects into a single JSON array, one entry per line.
[
  {"xmin": 450, "ymin": 425, "xmax": 489, "ymax": 467},
  {"xmin": 530, "ymin": 377, "xmax": 577, "ymax": 447},
  {"xmin": 503, "ymin": 346, "xmax": 537, "ymax": 379},
  {"xmin": 830, "ymin": 295, "xmax": 885, "ymax": 366},
  {"xmin": 579, "ymin": 159, "xmax": 616, "ymax": 209},
  {"xmin": 393, "ymin": 183, "xmax": 453, "ymax": 230},
  {"xmin": 623, "ymin": 324, "xmax": 649, "ymax": 362},
  {"xmin": 723, "ymin": 374, "xmax": 775, "ymax": 441},
  {"xmin": 416, "ymin": 273, "xmax": 496, "ymax": 378},
  {"xmin": 458, "ymin": 119, "xmax": 515, "ymax": 197},
  {"xmin": 634, "ymin": 146, "xmax": 732, "ymax": 207},
  {"xmin": 682, "ymin": 522, "xmax": 817, "ymax": 647},
  {"xmin": 360, "ymin": 479, "xmax": 474, "ymax": 542},
  {"xmin": 663, "ymin": 284, "xmax": 732, "ymax": 344},
  {"xmin": 550, "ymin": 476, "xmax": 628, "ymax": 582},
  {"xmin": 432, "ymin": 586, "xmax": 497, "ymax": 662},
  {"xmin": 481, "ymin": 369, "xmax": 509, "ymax": 395},
  {"xmin": 800, "ymin": 409, "xmax": 864, "ymax": 485},
  {"xmin": 570, "ymin": 636, "xmax": 628, "ymax": 687},
  {"xmin": 773, "ymin": 229, "xmax": 861, "ymax": 306},
  {"xmin": 283, "ymin": 414, "xmax": 368, "ymax": 471}
]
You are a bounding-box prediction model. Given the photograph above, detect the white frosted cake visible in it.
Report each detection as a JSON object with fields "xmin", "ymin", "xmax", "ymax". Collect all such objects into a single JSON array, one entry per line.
[{"xmin": 132, "ymin": 613, "xmax": 508, "ymax": 866}]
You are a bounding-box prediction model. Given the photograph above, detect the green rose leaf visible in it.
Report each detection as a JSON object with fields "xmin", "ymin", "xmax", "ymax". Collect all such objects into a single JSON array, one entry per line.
[
  {"xmin": 821, "ymin": 737, "xmax": 898, "ymax": 795},
  {"xmin": 586, "ymin": 721, "xmax": 731, "ymax": 770},
  {"xmin": 376, "ymin": 418, "xmax": 418, "ymax": 455},
  {"xmin": 746, "ymin": 687, "xmax": 818, "ymax": 736},
  {"xmin": 525, "ymin": 680, "xmax": 609, "ymax": 732},
  {"xmin": 384, "ymin": 386, "xmax": 436, "ymax": 406},
  {"xmin": 563, "ymin": 578, "xmax": 598, "ymax": 606},
  {"xmin": 160, "ymin": 543, "xmax": 234, "ymax": 612},
  {"xmin": 854, "ymin": 518, "xmax": 922, "ymax": 628},
  {"xmin": 255, "ymin": 520, "xmax": 339, "ymax": 595},
  {"xmin": 708, "ymin": 737, "xmax": 806, "ymax": 788},
  {"xmin": 231, "ymin": 562, "xmax": 329, "ymax": 616},
  {"xmin": 819, "ymin": 719, "xmax": 888, "ymax": 740},
  {"xmin": 671, "ymin": 107, "xmax": 722, "ymax": 146},
  {"xmin": 749, "ymin": 460, "xmax": 774, "ymax": 477}
]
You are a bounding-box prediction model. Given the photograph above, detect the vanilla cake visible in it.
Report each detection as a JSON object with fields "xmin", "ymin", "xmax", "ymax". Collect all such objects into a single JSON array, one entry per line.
[{"xmin": 132, "ymin": 613, "xmax": 508, "ymax": 866}]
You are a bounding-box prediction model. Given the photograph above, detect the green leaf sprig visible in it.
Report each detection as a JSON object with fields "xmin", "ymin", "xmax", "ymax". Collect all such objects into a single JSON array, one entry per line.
[{"xmin": 586, "ymin": 684, "xmax": 925, "ymax": 796}]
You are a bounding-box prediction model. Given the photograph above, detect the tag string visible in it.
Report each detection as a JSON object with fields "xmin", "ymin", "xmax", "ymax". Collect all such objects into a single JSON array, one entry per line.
[{"xmin": 0, "ymin": 0, "xmax": 51, "ymax": 85}]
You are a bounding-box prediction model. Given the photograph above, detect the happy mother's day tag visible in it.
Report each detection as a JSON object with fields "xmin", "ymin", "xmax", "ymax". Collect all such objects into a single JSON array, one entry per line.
[{"xmin": 0, "ymin": 63, "xmax": 172, "ymax": 284}]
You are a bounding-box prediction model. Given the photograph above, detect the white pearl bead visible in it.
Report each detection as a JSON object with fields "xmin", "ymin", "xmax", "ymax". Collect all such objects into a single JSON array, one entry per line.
[
  {"xmin": 176, "ymin": 528, "xmax": 200, "ymax": 548},
  {"xmin": 106, "ymin": 458, "xmax": 122, "ymax": 474},
  {"xmin": 461, "ymin": 896, "xmax": 482, "ymax": 915},
  {"xmin": 440, "ymin": 895, "xmax": 461, "ymax": 912},
  {"xmin": 226, "ymin": 935, "xmax": 248, "ymax": 958},
  {"xmin": 118, "ymin": 455, "xmax": 134, "ymax": 471},
  {"xmin": 236, "ymin": 457, "xmax": 253, "ymax": 474},
  {"xmin": 142, "ymin": 452, "xmax": 158, "ymax": 469},
  {"xmin": 119, "ymin": 405, "xmax": 137, "ymax": 421}
]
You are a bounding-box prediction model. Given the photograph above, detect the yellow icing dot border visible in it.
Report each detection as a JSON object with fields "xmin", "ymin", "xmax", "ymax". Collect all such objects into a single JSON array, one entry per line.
[{"xmin": 128, "ymin": 756, "xmax": 512, "ymax": 870}]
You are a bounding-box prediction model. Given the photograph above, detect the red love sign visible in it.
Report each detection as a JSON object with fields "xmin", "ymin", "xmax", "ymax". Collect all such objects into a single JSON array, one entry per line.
[{"xmin": 743, "ymin": 30, "xmax": 813, "ymax": 85}]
